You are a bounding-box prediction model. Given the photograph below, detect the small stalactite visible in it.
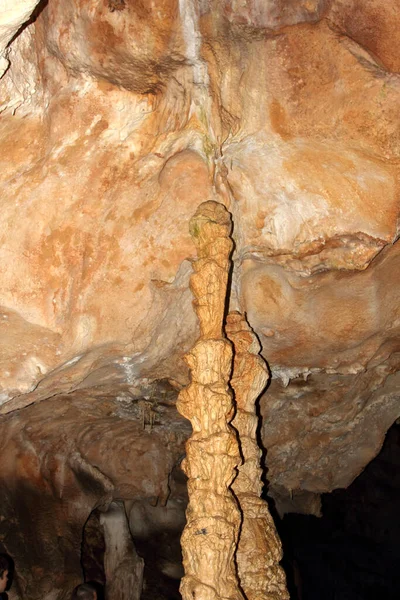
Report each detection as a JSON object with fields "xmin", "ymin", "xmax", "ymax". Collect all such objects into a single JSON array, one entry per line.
[
  {"xmin": 226, "ymin": 312, "xmax": 289, "ymax": 600},
  {"xmin": 177, "ymin": 201, "xmax": 244, "ymax": 600}
]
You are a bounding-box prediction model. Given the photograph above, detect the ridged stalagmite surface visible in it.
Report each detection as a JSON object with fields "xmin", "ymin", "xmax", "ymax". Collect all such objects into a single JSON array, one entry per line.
[
  {"xmin": 177, "ymin": 203, "xmax": 290, "ymax": 600},
  {"xmin": 226, "ymin": 312, "xmax": 289, "ymax": 600},
  {"xmin": 177, "ymin": 201, "xmax": 244, "ymax": 600}
]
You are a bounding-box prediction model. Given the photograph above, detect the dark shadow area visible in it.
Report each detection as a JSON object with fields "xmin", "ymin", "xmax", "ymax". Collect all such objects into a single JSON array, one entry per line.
[
  {"xmin": 223, "ymin": 220, "xmax": 236, "ymax": 327},
  {"xmin": 0, "ymin": 552, "xmax": 14, "ymax": 599},
  {"xmin": 255, "ymin": 367, "xmax": 272, "ymax": 494},
  {"xmin": 277, "ymin": 422, "xmax": 400, "ymax": 600},
  {"xmin": 86, "ymin": 581, "xmax": 105, "ymax": 600},
  {"xmin": 4, "ymin": 554, "xmax": 14, "ymax": 593},
  {"xmin": 81, "ymin": 511, "xmax": 106, "ymax": 591}
]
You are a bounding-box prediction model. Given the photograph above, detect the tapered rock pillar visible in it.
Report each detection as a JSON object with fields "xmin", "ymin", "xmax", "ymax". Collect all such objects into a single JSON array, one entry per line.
[
  {"xmin": 226, "ymin": 312, "xmax": 289, "ymax": 600},
  {"xmin": 100, "ymin": 501, "xmax": 144, "ymax": 600},
  {"xmin": 177, "ymin": 201, "xmax": 244, "ymax": 600}
]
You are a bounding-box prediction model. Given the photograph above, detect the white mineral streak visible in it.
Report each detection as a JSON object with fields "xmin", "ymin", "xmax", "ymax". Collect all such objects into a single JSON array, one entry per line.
[
  {"xmin": 177, "ymin": 201, "xmax": 244, "ymax": 600},
  {"xmin": 178, "ymin": 0, "xmax": 215, "ymax": 146},
  {"xmin": 179, "ymin": 0, "xmax": 209, "ymax": 86},
  {"xmin": 0, "ymin": 0, "xmax": 40, "ymax": 76},
  {"xmin": 226, "ymin": 312, "xmax": 289, "ymax": 600}
]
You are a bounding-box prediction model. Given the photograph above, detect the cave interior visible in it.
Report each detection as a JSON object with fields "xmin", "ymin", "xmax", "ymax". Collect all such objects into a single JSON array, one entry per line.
[{"xmin": 0, "ymin": 0, "xmax": 400, "ymax": 599}]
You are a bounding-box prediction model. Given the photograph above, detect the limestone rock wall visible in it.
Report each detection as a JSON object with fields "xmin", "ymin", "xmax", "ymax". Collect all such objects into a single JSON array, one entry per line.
[
  {"xmin": 0, "ymin": 0, "xmax": 399, "ymax": 525},
  {"xmin": 0, "ymin": 389, "xmax": 189, "ymax": 599},
  {"xmin": 0, "ymin": 0, "xmax": 40, "ymax": 76}
]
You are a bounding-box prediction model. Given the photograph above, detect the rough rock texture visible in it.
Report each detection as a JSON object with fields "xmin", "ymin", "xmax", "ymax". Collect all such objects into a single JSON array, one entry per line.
[
  {"xmin": 0, "ymin": 389, "xmax": 189, "ymax": 599},
  {"xmin": 0, "ymin": 0, "xmax": 399, "ymax": 561},
  {"xmin": 226, "ymin": 312, "xmax": 288, "ymax": 599},
  {"xmin": 0, "ymin": 0, "xmax": 40, "ymax": 76},
  {"xmin": 177, "ymin": 205, "xmax": 289, "ymax": 599},
  {"xmin": 177, "ymin": 201, "xmax": 244, "ymax": 600},
  {"xmin": 129, "ymin": 471, "xmax": 188, "ymax": 597},
  {"xmin": 281, "ymin": 423, "xmax": 400, "ymax": 599},
  {"xmin": 100, "ymin": 501, "xmax": 144, "ymax": 600}
]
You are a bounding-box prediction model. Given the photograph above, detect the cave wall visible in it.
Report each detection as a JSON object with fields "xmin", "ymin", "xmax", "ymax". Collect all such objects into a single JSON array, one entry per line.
[
  {"xmin": 0, "ymin": 388, "xmax": 189, "ymax": 598},
  {"xmin": 0, "ymin": 1, "xmax": 400, "ymax": 595},
  {"xmin": 280, "ymin": 423, "xmax": 400, "ymax": 599}
]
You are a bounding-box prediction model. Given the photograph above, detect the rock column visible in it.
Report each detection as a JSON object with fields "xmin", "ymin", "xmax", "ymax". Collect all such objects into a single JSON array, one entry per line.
[
  {"xmin": 226, "ymin": 312, "xmax": 289, "ymax": 600},
  {"xmin": 100, "ymin": 501, "xmax": 144, "ymax": 600},
  {"xmin": 177, "ymin": 201, "xmax": 244, "ymax": 600}
]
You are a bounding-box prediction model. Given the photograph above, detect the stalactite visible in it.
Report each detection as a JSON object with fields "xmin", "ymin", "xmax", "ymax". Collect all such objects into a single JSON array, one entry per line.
[
  {"xmin": 177, "ymin": 200, "xmax": 244, "ymax": 600},
  {"xmin": 226, "ymin": 312, "xmax": 289, "ymax": 600}
]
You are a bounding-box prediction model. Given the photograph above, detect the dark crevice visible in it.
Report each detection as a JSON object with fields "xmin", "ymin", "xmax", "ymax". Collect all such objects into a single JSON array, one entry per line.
[{"xmin": 276, "ymin": 422, "xmax": 400, "ymax": 600}]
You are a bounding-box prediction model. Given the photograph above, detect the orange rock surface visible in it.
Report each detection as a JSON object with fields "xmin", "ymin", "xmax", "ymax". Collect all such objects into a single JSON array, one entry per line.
[{"xmin": 0, "ymin": 0, "xmax": 399, "ymax": 521}]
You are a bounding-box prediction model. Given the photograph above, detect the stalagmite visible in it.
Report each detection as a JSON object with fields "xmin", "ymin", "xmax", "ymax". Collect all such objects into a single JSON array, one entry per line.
[
  {"xmin": 100, "ymin": 501, "xmax": 144, "ymax": 600},
  {"xmin": 177, "ymin": 201, "xmax": 244, "ymax": 600},
  {"xmin": 178, "ymin": 201, "xmax": 290, "ymax": 600},
  {"xmin": 226, "ymin": 312, "xmax": 289, "ymax": 600}
]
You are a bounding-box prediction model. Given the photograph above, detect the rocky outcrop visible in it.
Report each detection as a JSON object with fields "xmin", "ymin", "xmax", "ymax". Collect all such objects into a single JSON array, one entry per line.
[
  {"xmin": 0, "ymin": 388, "xmax": 189, "ymax": 599},
  {"xmin": 281, "ymin": 423, "xmax": 400, "ymax": 599},
  {"xmin": 0, "ymin": 0, "xmax": 40, "ymax": 76}
]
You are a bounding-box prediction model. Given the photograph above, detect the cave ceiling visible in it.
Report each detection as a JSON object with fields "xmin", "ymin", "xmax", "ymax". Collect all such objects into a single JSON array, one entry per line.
[{"xmin": 0, "ymin": 0, "xmax": 400, "ymax": 519}]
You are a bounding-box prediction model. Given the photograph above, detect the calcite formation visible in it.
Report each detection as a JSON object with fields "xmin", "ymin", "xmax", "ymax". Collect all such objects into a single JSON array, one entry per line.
[
  {"xmin": 0, "ymin": 0, "xmax": 399, "ymax": 591},
  {"xmin": 177, "ymin": 202, "xmax": 289, "ymax": 599},
  {"xmin": 177, "ymin": 201, "xmax": 244, "ymax": 600},
  {"xmin": 226, "ymin": 312, "xmax": 288, "ymax": 600},
  {"xmin": 100, "ymin": 501, "xmax": 144, "ymax": 600}
]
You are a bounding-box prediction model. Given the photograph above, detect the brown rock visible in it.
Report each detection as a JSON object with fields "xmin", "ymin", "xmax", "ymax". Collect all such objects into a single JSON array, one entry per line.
[
  {"xmin": 42, "ymin": 0, "xmax": 185, "ymax": 93},
  {"xmin": 223, "ymin": 0, "xmax": 328, "ymax": 30},
  {"xmin": 0, "ymin": 0, "xmax": 399, "ymax": 582},
  {"xmin": 328, "ymin": 0, "xmax": 400, "ymax": 73},
  {"xmin": 0, "ymin": 390, "xmax": 189, "ymax": 598}
]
